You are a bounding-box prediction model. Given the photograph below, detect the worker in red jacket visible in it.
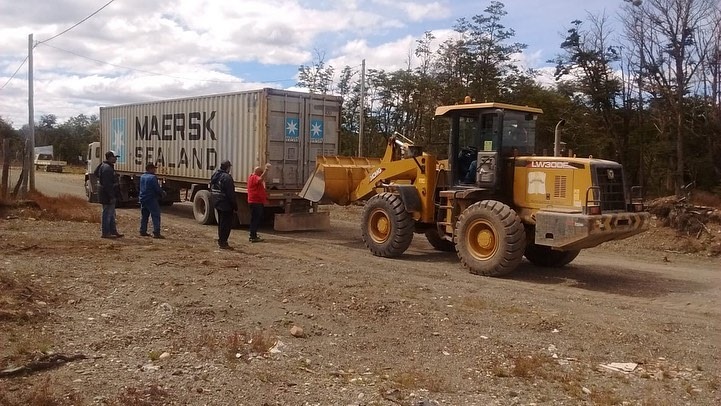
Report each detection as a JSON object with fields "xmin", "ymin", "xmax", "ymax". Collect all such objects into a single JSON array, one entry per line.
[{"xmin": 247, "ymin": 163, "xmax": 271, "ymax": 242}]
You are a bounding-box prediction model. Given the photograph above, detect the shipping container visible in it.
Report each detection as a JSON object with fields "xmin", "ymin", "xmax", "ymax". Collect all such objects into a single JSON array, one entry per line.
[{"xmin": 86, "ymin": 88, "xmax": 341, "ymax": 231}]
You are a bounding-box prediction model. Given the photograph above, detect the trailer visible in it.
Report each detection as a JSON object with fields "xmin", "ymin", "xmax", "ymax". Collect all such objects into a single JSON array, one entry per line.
[{"xmin": 85, "ymin": 88, "xmax": 341, "ymax": 231}]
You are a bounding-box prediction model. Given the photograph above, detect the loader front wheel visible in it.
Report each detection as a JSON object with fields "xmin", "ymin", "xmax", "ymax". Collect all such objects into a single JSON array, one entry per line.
[
  {"xmin": 361, "ymin": 193, "xmax": 414, "ymax": 257},
  {"xmin": 524, "ymin": 244, "xmax": 580, "ymax": 267},
  {"xmin": 455, "ymin": 200, "xmax": 525, "ymax": 276}
]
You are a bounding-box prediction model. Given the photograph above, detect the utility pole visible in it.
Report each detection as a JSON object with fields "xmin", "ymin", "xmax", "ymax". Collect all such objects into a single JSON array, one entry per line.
[
  {"xmin": 21, "ymin": 33, "xmax": 36, "ymax": 197},
  {"xmin": 358, "ymin": 59, "xmax": 365, "ymax": 157},
  {"xmin": 28, "ymin": 33, "xmax": 35, "ymax": 192}
]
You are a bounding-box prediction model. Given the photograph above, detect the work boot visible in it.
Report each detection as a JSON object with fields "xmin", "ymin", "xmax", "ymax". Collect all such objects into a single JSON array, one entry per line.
[
  {"xmin": 218, "ymin": 244, "xmax": 234, "ymax": 250},
  {"xmin": 152, "ymin": 233, "xmax": 165, "ymax": 239},
  {"xmin": 140, "ymin": 232, "xmax": 151, "ymax": 237}
]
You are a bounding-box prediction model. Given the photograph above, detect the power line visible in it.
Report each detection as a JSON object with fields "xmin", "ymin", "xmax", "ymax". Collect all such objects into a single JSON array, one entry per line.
[
  {"xmin": 38, "ymin": 0, "xmax": 116, "ymax": 44},
  {"xmin": 38, "ymin": 42, "xmax": 297, "ymax": 85},
  {"xmin": 0, "ymin": 55, "xmax": 29, "ymax": 91}
]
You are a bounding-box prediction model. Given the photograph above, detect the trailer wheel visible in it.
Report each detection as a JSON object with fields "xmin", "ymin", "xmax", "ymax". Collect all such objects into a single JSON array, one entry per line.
[
  {"xmin": 524, "ymin": 244, "xmax": 580, "ymax": 267},
  {"xmin": 455, "ymin": 200, "xmax": 525, "ymax": 276},
  {"xmin": 425, "ymin": 227, "xmax": 455, "ymax": 252},
  {"xmin": 361, "ymin": 193, "xmax": 414, "ymax": 257},
  {"xmin": 193, "ymin": 190, "xmax": 216, "ymax": 225}
]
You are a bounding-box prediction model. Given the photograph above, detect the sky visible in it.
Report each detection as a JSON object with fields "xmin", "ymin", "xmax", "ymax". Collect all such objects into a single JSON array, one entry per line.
[{"xmin": 0, "ymin": 0, "xmax": 625, "ymax": 129}]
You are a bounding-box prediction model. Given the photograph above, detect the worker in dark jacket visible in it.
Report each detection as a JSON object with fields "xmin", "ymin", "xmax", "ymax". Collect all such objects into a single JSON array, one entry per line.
[
  {"xmin": 139, "ymin": 162, "xmax": 166, "ymax": 239},
  {"xmin": 94, "ymin": 151, "xmax": 123, "ymax": 238},
  {"xmin": 210, "ymin": 160, "xmax": 237, "ymax": 249}
]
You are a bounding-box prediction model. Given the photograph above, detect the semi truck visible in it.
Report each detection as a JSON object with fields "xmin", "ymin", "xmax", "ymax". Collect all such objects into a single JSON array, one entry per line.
[{"xmin": 85, "ymin": 88, "xmax": 341, "ymax": 231}]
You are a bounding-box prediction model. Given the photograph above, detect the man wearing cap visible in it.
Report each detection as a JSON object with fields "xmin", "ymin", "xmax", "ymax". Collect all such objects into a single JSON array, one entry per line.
[
  {"xmin": 210, "ymin": 160, "xmax": 237, "ymax": 249},
  {"xmin": 139, "ymin": 162, "xmax": 165, "ymax": 239},
  {"xmin": 94, "ymin": 151, "xmax": 124, "ymax": 238}
]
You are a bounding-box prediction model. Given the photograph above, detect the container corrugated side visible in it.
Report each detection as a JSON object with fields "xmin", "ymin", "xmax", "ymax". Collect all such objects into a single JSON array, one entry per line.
[{"xmin": 100, "ymin": 88, "xmax": 341, "ymax": 191}]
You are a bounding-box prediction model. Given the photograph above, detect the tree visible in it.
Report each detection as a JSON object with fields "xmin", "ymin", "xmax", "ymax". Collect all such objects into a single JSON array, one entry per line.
[
  {"xmin": 623, "ymin": 0, "xmax": 720, "ymax": 195},
  {"xmin": 297, "ymin": 49, "xmax": 335, "ymax": 94},
  {"xmin": 550, "ymin": 15, "xmax": 628, "ymax": 170},
  {"xmin": 450, "ymin": 1, "xmax": 527, "ymax": 101}
]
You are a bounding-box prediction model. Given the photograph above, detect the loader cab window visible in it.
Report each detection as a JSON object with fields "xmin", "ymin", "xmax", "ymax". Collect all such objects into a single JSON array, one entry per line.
[
  {"xmin": 454, "ymin": 111, "xmax": 500, "ymax": 184},
  {"xmin": 457, "ymin": 112, "xmax": 500, "ymax": 151},
  {"xmin": 501, "ymin": 112, "xmax": 537, "ymax": 156}
]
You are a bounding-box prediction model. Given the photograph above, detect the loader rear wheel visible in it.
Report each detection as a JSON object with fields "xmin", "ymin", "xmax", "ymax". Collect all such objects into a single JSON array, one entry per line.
[
  {"xmin": 524, "ymin": 244, "xmax": 580, "ymax": 267},
  {"xmin": 193, "ymin": 190, "xmax": 216, "ymax": 225},
  {"xmin": 361, "ymin": 193, "xmax": 414, "ymax": 257},
  {"xmin": 425, "ymin": 227, "xmax": 455, "ymax": 252},
  {"xmin": 455, "ymin": 200, "xmax": 525, "ymax": 276}
]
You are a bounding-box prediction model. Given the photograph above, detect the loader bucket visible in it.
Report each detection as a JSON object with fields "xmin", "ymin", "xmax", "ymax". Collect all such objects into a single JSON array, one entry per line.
[{"xmin": 300, "ymin": 156, "xmax": 383, "ymax": 205}]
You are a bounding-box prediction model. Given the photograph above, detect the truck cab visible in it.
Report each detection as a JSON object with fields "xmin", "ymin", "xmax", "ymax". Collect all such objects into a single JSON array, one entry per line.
[{"xmin": 85, "ymin": 142, "xmax": 102, "ymax": 202}]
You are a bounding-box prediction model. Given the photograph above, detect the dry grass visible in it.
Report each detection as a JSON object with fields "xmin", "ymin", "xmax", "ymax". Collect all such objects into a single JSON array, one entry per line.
[
  {"xmin": 512, "ymin": 354, "xmax": 548, "ymax": 379},
  {"xmin": 459, "ymin": 296, "xmax": 486, "ymax": 310},
  {"xmin": 0, "ymin": 273, "xmax": 54, "ymax": 323},
  {"xmin": 391, "ymin": 370, "xmax": 450, "ymax": 392},
  {"xmin": 692, "ymin": 190, "xmax": 721, "ymax": 209},
  {"xmin": 0, "ymin": 378, "xmax": 83, "ymax": 406},
  {"xmin": 0, "ymin": 191, "xmax": 99, "ymax": 223},
  {"xmin": 589, "ymin": 388, "xmax": 622, "ymax": 405},
  {"xmin": 194, "ymin": 328, "xmax": 278, "ymax": 362},
  {"xmin": 248, "ymin": 330, "xmax": 277, "ymax": 354},
  {"xmin": 111, "ymin": 385, "xmax": 169, "ymax": 406},
  {"xmin": 28, "ymin": 191, "xmax": 99, "ymax": 223}
]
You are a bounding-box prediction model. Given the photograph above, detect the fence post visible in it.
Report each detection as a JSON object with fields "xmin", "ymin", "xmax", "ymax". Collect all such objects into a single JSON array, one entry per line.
[{"xmin": 1, "ymin": 138, "xmax": 9, "ymax": 199}]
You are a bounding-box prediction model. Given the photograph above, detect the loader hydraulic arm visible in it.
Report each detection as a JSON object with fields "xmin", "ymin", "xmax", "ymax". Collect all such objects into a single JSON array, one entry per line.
[{"xmin": 300, "ymin": 135, "xmax": 438, "ymax": 223}]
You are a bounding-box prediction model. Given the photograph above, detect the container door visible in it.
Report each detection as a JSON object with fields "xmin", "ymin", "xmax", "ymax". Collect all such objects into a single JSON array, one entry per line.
[
  {"xmin": 266, "ymin": 92, "xmax": 340, "ymax": 190},
  {"xmin": 267, "ymin": 94, "xmax": 305, "ymax": 189},
  {"xmin": 303, "ymin": 95, "xmax": 340, "ymax": 187}
]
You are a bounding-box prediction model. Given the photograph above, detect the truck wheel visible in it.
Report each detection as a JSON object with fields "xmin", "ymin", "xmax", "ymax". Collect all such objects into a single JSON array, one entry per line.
[
  {"xmin": 193, "ymin": 190, "xmax": 216, "ymax": 225},
  {"xmin": 425, "ymin": 227, "xmax": 455, "ymax": 252},
  {"xmin": 84, "ymin": 179, "xmax": 92, "ymax": 201},
  {"xmin": 524, "ymin": 244, "xmax": 580, "ymax": 267},
  {"xmin": 361, "ymin": 193, "xmax": 414, "ymax": 257},
  {"xmin": 455, "ymin": 200, "xmax": 525, "ymax": 276}
]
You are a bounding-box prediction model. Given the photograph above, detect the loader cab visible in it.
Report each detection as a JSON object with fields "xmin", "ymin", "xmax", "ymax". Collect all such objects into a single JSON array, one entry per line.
[{"xmin": 435, "ymin": 102, "xmax": 543, "ymax": 189}]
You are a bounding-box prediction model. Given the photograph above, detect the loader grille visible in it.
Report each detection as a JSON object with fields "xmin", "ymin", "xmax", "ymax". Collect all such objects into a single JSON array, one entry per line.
[
  {"xmin": 594, "ymin": 166, "xmax": 626, "ymax": 211},
  {"xmin": 554, "ymin": 176, "xmax": 567, "ymax": 198}
]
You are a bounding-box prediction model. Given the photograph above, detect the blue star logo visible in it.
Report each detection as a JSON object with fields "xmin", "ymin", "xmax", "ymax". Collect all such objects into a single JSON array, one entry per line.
[
  {"xmin": 110, "ymin": 118, "xmax": 126, "ymax": 163},
  {"xmin": 310, "ymin": 119, "xmax": 324, "ymax": 142},
  {"xmin": 285, "ymin": 118, "xmax": 299, "ymax": 140}
]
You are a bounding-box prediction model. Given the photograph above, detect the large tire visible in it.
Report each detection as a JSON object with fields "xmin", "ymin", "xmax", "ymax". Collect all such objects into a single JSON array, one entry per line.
[
  {"xmin": 361, "ymin": 193, "xmax": 414, "ymax": 257},
  {"xmin": 455, "ymin": 200, "xmax": 526, "ymax": 276},
  {"xmin": 524, "ymin": 244, "xmax": 580, "ymax": 267},
  {"xmin": 425, "ymin": 227, "xmax": 455, "ymax": 252},
  {"xmin": 193, "ymin": 190, "xmax": 216, "ymax": 225},
  {"xmin": 84, "ymin": 179, "xmax": 92, "ymax": 201}
]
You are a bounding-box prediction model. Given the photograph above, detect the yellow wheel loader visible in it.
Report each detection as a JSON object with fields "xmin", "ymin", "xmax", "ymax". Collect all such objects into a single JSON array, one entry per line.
[{"xmin": 300, "ymin": 101, "xmax": 650, "ymax": 276}]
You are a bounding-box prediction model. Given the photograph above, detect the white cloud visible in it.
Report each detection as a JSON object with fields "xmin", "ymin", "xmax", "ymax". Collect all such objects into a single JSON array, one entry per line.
[
  {"xmin": 328, "ymin": 29, "xmax": 459, "ymax": 73},
  {"xmin": 371, "ymin": 0, "xmax": 451, "ymax": 22},
  {"xmin": 2, "ymin": 0, "xmax": 617, "ymax": 128}
]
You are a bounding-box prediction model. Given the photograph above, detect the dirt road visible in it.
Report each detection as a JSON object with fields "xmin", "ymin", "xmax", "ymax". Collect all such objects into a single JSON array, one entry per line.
[{"xmin": 1, "ymin": 172, "xmax": 719, "ymax": 405}]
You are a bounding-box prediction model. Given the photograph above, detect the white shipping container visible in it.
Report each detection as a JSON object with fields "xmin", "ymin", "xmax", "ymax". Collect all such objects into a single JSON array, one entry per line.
[{"xmin": 99, "ymin": 88, "xmax": 341, "ymax": 191}]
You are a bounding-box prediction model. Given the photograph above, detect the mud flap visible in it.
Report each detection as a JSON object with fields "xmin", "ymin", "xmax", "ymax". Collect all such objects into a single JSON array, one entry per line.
[{"xmin": 274, "ymin": 211, "xmax": 331, "ymax": 232}]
